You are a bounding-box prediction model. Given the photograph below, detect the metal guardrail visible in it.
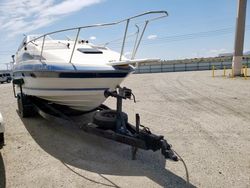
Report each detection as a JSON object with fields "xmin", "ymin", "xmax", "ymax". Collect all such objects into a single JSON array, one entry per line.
[
  {"xmin": 135, "ymin": 60, "xmax": 250, "ymax": 73},
  {"xmin": 24, "ymin": 11, "xmax": 168, "ymax": 66}
]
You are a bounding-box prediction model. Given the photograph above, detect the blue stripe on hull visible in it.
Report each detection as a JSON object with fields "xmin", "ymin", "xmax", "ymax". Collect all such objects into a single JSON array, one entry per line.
[
  {"xmin": 59, "ymin": 72, "xmax": 128, "ymax": 78},
  {"xmin": 14, "ymin": 64, "xmax": 114, "ymax": 71},
  {"xmin": 13, "ymin": 63, "xmax": 134, "ymax": 72},
  {"xmin": 23, "ymin": 87, "xmax": 108, "ymax": 91},
  {"xmin": 13, "ymin": 67, "xmax": 130, "ymax": 78}
]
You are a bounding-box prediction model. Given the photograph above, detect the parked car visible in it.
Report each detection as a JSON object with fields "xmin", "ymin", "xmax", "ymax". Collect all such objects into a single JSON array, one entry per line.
[
  {"xmin": 0, "ymin": 113, "xmax": 4, "ymax": 148},
  {"xmin": 0, "ymin": 73, "xmax": 12, "ymax": 84}
]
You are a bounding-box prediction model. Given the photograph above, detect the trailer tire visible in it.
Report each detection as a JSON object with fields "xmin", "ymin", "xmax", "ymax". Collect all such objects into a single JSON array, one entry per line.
[
  {"xmin": 17, "ymin": 94, "xmax": 36, "ymax": 118},
  {"xmin": 0, "ymin": 133, "xmax": 4, "ymax": 149},
  {"xmin": 93, "ymin": 110, "xmax": 128, "ymax": 129}
]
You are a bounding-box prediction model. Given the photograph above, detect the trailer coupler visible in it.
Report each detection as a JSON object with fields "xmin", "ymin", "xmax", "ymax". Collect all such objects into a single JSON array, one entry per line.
[
  {"xmin": 134, "ymin": 116, "xmax": 178, "ymax": 161},
  {"xmin": 161, "ymin": 140, "xmax": 178, "ymax": 161}
]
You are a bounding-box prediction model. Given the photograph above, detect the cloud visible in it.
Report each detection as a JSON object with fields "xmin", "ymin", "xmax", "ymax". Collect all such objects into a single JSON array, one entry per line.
[
  {"xmin": 208, "ymin": 48, "xmax": 227, "ymax": 54},
  {"xmin": 41, "ymin": 0, "xmax": 101, "ymax": 17},
  {"xmin": 89, "ymin": 36, "xmax": 96, "ymax": 40},
  {"xmin": 147, "ymin": 34, "xmax": 157, "ymax": 40},
  {"xmin": 0, "ymin": 0, "xmax": 103, "ymax": 37}
]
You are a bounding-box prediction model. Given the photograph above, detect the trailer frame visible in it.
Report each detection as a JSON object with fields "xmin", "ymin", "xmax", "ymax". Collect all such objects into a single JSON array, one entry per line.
[{"xmin": 12, "ymin": 78, "xmax": 178, "ymax": 161}]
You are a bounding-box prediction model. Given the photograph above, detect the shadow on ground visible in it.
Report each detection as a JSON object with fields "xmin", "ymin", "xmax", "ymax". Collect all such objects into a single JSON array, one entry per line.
[
  {"xmin": 20, "ymin": 113, "xmax": 195, "ymax": 188},
  {"xmin": 0, "ymin": 152, "xmax": 6, "ymax": 188}
]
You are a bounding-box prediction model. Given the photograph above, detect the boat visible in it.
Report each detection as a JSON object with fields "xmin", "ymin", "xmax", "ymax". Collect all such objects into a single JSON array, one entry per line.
[{"xmin": 12, "ymin": 11, "xmax": 168, "ymax": 112}]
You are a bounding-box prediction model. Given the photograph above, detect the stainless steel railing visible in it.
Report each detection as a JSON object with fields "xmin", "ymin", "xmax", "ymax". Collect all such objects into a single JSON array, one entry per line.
[{"xmin": 25, "ymin": 10, "xmax": 168, "ymax": 66}]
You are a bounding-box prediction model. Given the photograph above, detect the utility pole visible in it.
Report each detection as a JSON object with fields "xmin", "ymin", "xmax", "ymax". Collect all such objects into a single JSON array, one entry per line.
[{"xmin": 232, "ymin": 0, "xmax": 247, "ymax": 76}]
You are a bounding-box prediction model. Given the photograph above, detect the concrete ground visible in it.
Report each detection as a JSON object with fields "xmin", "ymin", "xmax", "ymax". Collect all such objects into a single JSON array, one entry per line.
[{"xmin": 0, "ymin": 70, "xmax": 249, "ymax": 188}]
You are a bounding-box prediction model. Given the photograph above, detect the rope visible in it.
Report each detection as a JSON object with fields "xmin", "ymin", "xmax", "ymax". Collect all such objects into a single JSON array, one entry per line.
[{"xmin": 172, "ymin": 149, "xmax": 190, "ymax": 184}]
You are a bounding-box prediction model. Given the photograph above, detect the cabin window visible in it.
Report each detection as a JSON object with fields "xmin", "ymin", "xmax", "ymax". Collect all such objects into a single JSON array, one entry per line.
[
  {"xmin": 77, "ymin": 48, "xmax": 103, "ymax": 54},
  {"xmin": 22, "ymin": 53, "xmax": 33, "ymax": 60}
]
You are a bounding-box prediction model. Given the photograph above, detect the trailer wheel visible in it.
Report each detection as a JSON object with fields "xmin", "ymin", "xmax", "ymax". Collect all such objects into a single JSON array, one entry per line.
[
  {"xmin": 93, "ymin": 110, "xmax": 128, "ymax": 129},
  {"xmin": 17, "ymin": 94, "xmax": 36, "ymax": 118},
  {"xmin": 0, "ymin": 133, "xmax": 4, "ymax": 148}
]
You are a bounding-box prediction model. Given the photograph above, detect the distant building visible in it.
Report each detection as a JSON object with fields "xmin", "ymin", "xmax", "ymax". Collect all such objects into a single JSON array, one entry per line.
[
  {"xmin": 218, "ymin": 53, "xmax": 233, "ymax": 57},
  {"xmin": 219, "ymin": 51, "xmax": 250, "ymax": 57}
]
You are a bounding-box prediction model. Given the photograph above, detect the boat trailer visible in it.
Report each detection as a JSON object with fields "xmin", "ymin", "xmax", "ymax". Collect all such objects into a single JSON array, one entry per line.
[{"xmin": 13, "ymin": 79, "xmax": 178, "ymax": 161}]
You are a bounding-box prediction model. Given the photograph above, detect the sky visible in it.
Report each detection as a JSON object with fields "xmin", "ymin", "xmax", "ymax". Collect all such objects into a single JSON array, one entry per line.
[{"xmin": 0, "ymin": 0, "xmax": 249, "ymax": 70}]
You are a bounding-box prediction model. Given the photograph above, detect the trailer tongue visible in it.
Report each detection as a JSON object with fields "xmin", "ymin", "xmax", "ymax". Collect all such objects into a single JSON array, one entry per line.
[{"xmin": 13, "ymin": 79, "xmax": 178, "ymax": 161}]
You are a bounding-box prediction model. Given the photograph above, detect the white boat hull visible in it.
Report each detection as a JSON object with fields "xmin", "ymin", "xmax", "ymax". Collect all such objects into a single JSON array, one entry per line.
[{"xmin": 19, "ymin": 76, "xmax": 126, "ymax": 111}]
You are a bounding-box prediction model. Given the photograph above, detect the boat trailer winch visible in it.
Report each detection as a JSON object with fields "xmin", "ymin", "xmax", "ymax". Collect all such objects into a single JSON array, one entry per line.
[{"xmin": 13, "ymin": 79, "xmax": 178, "ymax": 161}]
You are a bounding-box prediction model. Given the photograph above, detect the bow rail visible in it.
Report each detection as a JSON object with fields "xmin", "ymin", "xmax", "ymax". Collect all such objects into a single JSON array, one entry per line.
[{"xmin": 24, "ymin": 11, "xmax": 168, "ymax": 64}]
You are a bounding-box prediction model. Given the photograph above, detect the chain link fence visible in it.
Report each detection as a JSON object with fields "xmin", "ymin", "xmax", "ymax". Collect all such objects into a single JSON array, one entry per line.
[{"xmin": 135, "ymin": 59, "xmax": 250, "ymax": 73}]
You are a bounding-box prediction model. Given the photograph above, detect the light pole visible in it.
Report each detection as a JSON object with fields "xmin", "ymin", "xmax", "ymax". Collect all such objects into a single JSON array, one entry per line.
[{"xmin": 232, "ymin": 0, "xmax": 247, "ymax": 76}]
